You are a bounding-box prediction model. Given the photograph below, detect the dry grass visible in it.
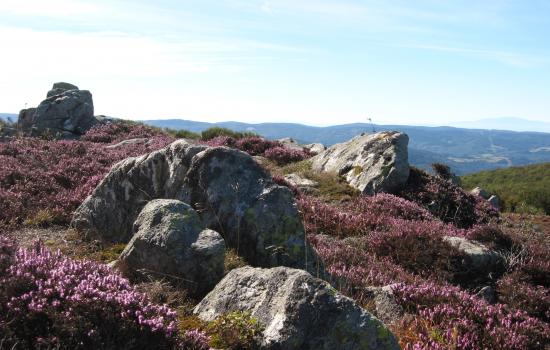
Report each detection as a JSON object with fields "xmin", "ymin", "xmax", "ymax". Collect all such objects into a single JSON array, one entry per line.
[{"xmin": 224, "ymin": 249, "xmax": 248, "ymax": 273}]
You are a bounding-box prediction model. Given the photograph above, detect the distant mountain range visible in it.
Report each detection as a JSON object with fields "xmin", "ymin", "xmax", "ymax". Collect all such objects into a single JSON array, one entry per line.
[
  {"xmin": 449, "ymin": 117, "xmax": 550, "ymax": 133},
  {"xmin": 2, "ymin": 112, "xmax": 549, "ymax": 175},
  {"xmin": 0, "ymin": 113, "xmax": 17, "ymax": 123},
  {"xmin": 141, "ymin": 119, "xmax": 550, "ymax": 175}
]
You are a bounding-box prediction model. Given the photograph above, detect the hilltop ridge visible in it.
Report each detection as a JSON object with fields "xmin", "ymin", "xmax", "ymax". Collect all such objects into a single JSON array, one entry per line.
[{"xmin": 141, "ymin": 118, "xmax": 550, "ymax": 175}]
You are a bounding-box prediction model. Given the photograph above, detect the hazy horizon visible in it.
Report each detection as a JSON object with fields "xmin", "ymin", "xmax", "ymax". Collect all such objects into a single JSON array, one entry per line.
[{"xmin": 1, "ymin": 1, "xmax": 549, "ymax": 126}]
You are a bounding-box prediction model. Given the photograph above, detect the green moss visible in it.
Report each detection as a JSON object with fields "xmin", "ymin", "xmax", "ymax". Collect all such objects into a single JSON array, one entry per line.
[
  {"xmin": 95, "ymin": 243, "xmax": 127, "ymax": 263},
  {"xmin": 352, "ymin": 166, "xmax": 363, "ymax": 176}
]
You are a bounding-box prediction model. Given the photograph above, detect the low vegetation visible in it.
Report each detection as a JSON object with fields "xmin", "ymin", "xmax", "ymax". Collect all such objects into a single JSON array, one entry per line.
[
  {"xmin": 461, "ymin": 162, "xmax": 550, "ymax": 214},
  {"xmin": 199, "ymin": 127, "xmax": 257, "ymax": 141},
  {"xmin": 1, "ymin": 123, "xmax": 549, "ymax": 349}
]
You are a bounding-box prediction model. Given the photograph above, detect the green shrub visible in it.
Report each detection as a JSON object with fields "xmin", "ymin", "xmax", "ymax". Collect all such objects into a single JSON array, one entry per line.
[
  {"xmin": 207, "ymin": 311, "xmax": 264, "ymax": 349},
  {"xmin": 461, "ymin": 162, "xmax": 550, "ymax": 214},
  {"xmin": 163, "ymin": 128, "xmax": 200, "ymax": 139},
  {"xmin": 201, "ymin": 127, "xmax": 256, "ymax": 141}
]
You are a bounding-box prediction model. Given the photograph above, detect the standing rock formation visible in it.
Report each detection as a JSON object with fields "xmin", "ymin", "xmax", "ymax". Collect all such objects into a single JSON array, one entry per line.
[
  {"xmin": 311, "ymin": 132, "xmax": 410, "ymax": 195},
  {"xmin": 72, "ymin": 140, "xmax": 320, "ymax": 272},
  {"xmin": 18, "ymin": 82, "xmax": 98, "ymax": 138},
  {"xmin": 118, "ymin": 199, "xmax": 225, "ymax": 296},
  {"xmin": 194, "ymin": 266, "xmax": 400, "ymax": 350}
]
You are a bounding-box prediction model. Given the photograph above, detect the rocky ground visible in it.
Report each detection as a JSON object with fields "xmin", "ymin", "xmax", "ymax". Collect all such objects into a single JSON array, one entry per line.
[{"xmin": 0, "ymin": 83, "xmax": 549, "ymax": 350}]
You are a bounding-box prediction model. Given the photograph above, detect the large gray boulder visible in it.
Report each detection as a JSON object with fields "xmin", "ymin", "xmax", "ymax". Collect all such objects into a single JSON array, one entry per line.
[
  {"xmin": 72, "ymin": 140, "xmax": 207, "ymax": 242},
  {"xmin": 180, "ymin": 146, "xmax": 315, "ymax": 269},
  {"xmin": 194, "ymin": 266, "xmax": 400, "ymax": 350},
  {"xmin": 118, "ymin": 199, "xmax": 225, "ymax": 296},
  {"xmin": 18, "ymin": 83, "xmax": 97, "ymax": 138},
  {"xmin": 72, "ymin": 140, "xmax": 320, "ymax": 272},
  {"xmin": 311, "ymin": 132, "xmax": 410, "ymax": 195}
]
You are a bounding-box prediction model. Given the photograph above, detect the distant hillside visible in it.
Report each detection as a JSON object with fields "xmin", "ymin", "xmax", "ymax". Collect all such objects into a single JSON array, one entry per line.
[
  {"xmin": 142, "ymin": 119, "xmax": 550, "ymax": 175},
  {"xmin": 0, "ymin": 113, "xmax": 17, "ymax": 123},
  {"xmin": 451, "ymin": 117, "xmax": 550, "ymax": 133},
  {"xmin": 461, "ymin": 162, "xmax": 550, "ymax": 214}
]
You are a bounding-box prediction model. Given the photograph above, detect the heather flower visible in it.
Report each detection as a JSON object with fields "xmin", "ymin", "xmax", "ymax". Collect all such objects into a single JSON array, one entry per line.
[
  {"xmin": 0, "ymin": 123, "xmax": 174, "ymax": 228},
  {"xmin": 0, "ymin": 238, "xmax": 194, "ymax": 349}
]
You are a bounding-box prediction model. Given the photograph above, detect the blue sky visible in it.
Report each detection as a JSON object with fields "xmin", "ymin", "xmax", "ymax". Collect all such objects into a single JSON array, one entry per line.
[{"xmin": 1, "ymin": 0, "xmax": 549, "ymax": 126}]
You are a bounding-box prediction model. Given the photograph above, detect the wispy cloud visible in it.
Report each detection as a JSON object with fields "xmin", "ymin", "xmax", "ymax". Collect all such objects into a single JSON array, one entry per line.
[
  {"xmin": 0, "ymin": 0, "xmax": 101, "ymax": 18},
  {"xmin": 401, "ymin": 43, "xmax": 548, "ymax": 67}
]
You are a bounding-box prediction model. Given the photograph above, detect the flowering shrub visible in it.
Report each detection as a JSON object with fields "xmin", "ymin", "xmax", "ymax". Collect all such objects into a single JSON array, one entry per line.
[
  {"xmin": 205, "ymin": 136, "xmax": 311, "ymax": 165},
  {"xmin": 263, "ymin": 146, "xmax": 310, "ymax": 165},
  {"xmin": 0, "ymin": 238, "xmax": 204, "ymax": 349},
  {"xmin": 182, "ymin": 329, "xmax": 211, "ymax": 350},
  {"xmin": 298, "ymin": 195, "xmax": 462, "ymax": 239},
  {"xmin": 80, "ymin": 122, "xmax": 163, "ymax": 144},
  {"xmin": 234, "ymin": 136, "xmax": 280, "ymax": 156},
  {"xmin": 301, "ymin": 186, "xmax": 549, "ymax": 349},
  {"xmin": 397, "ymin": 167, "xmax": 499, "ymax": 228},
  {"xmin": 0, "ymin": 123, "xmax": 173, "ymax": 228},
  {"xmin": 497, "ymin": 272, "xmax": 550, "ymax": 322},
  {"xmin": 392, "ymin": 282, "xmax": 549, "ymax": 350},
  {"xmin": 343, "ymin": 193, "xmax": 435, "ymax": 222}
]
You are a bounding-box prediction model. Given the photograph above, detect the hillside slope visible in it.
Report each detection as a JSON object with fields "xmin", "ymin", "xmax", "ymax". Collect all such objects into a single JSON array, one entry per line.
[
  {"xmin": 461, "ymin": 162, "xmax": 550, "ymax": 214},
  {"xmin": 142, "ymin": 119, "xmax": 550, "ymax": 175}
]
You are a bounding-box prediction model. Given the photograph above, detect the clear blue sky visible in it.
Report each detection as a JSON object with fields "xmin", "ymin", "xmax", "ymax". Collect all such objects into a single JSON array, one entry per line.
[{"xmin": 1, "ymin": 0, "xmax": 549, "ymax": 126}]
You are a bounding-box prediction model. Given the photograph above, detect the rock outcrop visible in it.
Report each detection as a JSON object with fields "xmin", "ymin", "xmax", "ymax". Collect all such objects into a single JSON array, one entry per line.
[
  {"xmin": 311, "ymin": 132, "xmax": 410, "ymax": 195},
  {"xmin": 303, "ymin": 142, "xmax": 326, "ymax": 154},
  {"xmin": 47, "ymin": 82, "xmax": 79, "ymax": 98},
  {"xmin": 17, "ymin": 108, "xmax": 37, "ymax": 132},
  {"xmin": 443, "ymin": 236, "xmax": 503, "ymax": 276},
  {"xmin": 363, "ymin": 285, "xmax": 404, "ymax": 325},
  {"xmin": 471, "ymin": 187, "xmax": 501, "ymax": 211},
  {"xmin": 18, "ymin": 82, "xmax": 98, "ymax": 138},
  {"xmin": 118, "ymin": 199, "xmax": 225, "ymax": 296},
  {"xmin": 277, "ymin": 137, "xmax": 303, "ymax": 151},
  {"xmin": 72, "ymin": 140, "xmax": 207, "ymax": 242},
  {"xmin": 105, "ymin": 138, "xmax": 150, "ymax": 149},
  {"xmin": 72, "ymin": 140, "xmax": 320, "ymax": 272},
  {"xmin": 488, "ymin": 195, "xmax": 501, "ymax": 211},
  {"xmin": 283, "ymin": 173, "xmax": 318, "ymax": 191},
  {"xmin": 471, "ymin": 187, "xmax": 490, "ymax": 199},
  {"xmin": 194, "ymin": 266, "xmax": 400, "ymax": 350}
]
